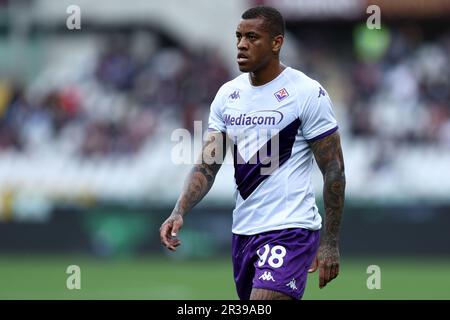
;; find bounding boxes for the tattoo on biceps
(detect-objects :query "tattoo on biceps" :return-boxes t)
[310,133,344,174]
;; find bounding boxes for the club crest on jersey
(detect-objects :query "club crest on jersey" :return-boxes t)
[274,88,289,102]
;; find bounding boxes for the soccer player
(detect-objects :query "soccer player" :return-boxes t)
[160,6,345,300]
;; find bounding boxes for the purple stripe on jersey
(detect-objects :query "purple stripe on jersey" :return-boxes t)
[233,119,301,200]
[306,126,338,143]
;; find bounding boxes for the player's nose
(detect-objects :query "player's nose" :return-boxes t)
[237,38,248,50]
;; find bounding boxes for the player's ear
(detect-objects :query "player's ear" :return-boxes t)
[272,35,283,55]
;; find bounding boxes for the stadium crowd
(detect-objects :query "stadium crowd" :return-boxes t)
[290,24,450,146]
[0,33,230,158]
[0,25,449,158]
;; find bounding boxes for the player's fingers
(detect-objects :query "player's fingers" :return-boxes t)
[329,264,336,280]
[166,237,181,247]
[308,257,318,273]
[171,219,182,237]
[160,221,173,248]
[330,264,339,280]
[168,237,181,245]
[173,239,181,247]
[166,234,182,249]
[165,237,180,251]
[168,243,180,251]
[323,262,332,286]
[319,261,326,288]
[159,222,169,243]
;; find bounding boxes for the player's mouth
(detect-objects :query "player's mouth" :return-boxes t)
[237,53,249,64]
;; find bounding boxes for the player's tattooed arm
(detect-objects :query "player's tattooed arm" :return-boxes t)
[160,131,227,251]
[309,131,346,288]
[173,131,227,216]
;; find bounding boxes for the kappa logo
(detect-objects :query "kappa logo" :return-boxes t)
[274,88,289,102]
[258,271,275,282]
[318,87,326,98]
[286,278,298,291]
[229,90,240,100]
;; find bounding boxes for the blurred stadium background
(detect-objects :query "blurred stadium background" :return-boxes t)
[0,0,449,299]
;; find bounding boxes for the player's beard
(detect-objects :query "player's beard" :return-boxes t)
[238,56,270,74]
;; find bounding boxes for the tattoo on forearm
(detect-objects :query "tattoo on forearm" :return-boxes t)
[310,132,346,246]
[174,133,226,216]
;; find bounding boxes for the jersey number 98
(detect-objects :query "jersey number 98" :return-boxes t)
[257,244,286,268]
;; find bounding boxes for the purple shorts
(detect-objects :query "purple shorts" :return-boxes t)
[232,228,320,300]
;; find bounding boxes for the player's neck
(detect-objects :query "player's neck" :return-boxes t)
[249,61,285,87]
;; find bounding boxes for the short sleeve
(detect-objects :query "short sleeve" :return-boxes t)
[300,85,338,142]
[208,85,226,133]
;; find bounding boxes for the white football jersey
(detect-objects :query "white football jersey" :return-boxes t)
[208,67,338,235]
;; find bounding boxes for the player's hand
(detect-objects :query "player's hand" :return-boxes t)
[159,213,183,251]
[307,244,340,289]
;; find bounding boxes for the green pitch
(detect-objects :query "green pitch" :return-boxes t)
[0,255,449,299]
